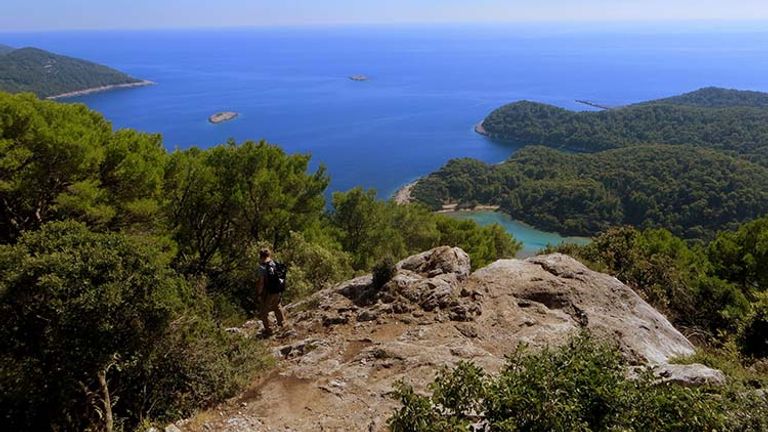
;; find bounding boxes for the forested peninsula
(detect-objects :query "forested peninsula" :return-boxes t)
[479,87,768,167]
[414,88,768,238]
[0,46,149,98]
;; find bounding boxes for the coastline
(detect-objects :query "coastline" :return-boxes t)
[392,179,501,212]
[47,80,155,100]
[436,203,500,213]
[392,181,417,204]
[474,121,489,136]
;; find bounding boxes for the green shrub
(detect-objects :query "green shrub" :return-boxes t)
[741,293,768,358]
[128,317,272,423]
[279,231,353,303]
[372,255,397,289]
[389,333,767,432]
[0,222,269,431]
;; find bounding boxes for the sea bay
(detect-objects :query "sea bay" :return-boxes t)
[3,24,768,251]
[446,211,591,257]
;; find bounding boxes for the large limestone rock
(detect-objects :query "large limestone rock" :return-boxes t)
[181,248,715,432]
[468,254,695,364]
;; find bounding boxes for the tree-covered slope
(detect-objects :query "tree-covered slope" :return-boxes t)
[645,86,768,108]
[0,47,143,98]
[0,92,522,431]
[480,88,768,166]
[412,145,768,239]
[0,44,14,55]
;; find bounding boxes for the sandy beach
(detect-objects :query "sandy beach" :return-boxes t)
[392,181,417,204]
[47,80,154,100]
[474,121,489,136]
[436,203,500,213]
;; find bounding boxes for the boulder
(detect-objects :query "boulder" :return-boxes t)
[397,246,470,279]
[652,363,727,387]
[468,254,695,364]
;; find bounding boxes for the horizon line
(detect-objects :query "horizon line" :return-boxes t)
[3,18,768,34]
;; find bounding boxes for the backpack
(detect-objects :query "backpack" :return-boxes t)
[263,261,287,294]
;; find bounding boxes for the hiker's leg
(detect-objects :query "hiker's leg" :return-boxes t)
[274,302,285,327]
[259,301,272,334]
[269,294,285,327]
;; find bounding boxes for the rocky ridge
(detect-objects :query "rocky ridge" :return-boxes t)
[180,247,722,431]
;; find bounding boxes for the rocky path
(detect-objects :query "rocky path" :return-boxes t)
[178,247,722,432]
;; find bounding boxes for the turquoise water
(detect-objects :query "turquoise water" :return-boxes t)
[448,211,591,257]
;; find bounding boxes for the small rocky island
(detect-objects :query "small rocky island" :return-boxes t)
[349,74,369,81]
[209,111,238,124]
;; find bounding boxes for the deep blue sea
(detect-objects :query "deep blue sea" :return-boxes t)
[3,24,768,250]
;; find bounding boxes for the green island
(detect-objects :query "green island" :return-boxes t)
[1,89,767,431]
[478,87,768,166]
[0,45,151,98]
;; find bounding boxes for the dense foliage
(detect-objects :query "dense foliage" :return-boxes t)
[0,222,270,431]
[547,218,768,359]
[413,145,768,238]
[389,333,768,432]
[0,92,521,430]
[330,187,520,271]
[647,87,768,108]
[481,88,768,167]
[0,48,141,98]
[0,93,167,241]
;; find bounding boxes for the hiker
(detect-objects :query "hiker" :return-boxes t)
[256,247,286,336]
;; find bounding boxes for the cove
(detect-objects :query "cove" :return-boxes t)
[446,211,591,257]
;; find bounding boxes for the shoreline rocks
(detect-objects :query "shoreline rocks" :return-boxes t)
[474,121,489,136]
[392,181,417,204]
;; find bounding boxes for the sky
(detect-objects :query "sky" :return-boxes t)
[2,0,768,31]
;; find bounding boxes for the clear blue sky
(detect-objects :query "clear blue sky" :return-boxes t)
[3,0,768,31]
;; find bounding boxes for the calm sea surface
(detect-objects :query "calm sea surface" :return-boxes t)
[3,24,768,251]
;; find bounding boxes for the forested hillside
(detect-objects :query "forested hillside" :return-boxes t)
[0,47,144,98]
[480,87,768,166]
[412,145,768,238]
[0,92,521,431]
[646,86,768,108]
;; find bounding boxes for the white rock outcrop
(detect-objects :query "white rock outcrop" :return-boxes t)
[181,247,720,432]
